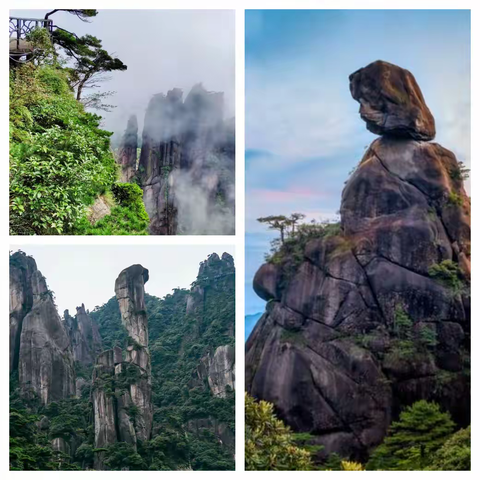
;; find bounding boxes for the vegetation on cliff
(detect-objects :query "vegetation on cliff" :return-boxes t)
[10,253,235,470]
[9,11,147,235]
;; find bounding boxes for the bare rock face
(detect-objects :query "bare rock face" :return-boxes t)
[138,85,235,235]
[246,62,470,462]
[195,345,235,398]
[208,345,235,397]
[64,304,103,367]
[117,115,138,182]
[350,60,436,141]
[93,264,153,469]
[9,252,76,404]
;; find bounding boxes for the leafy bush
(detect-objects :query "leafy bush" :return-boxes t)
[10,63,117,234]
[76,183,149,235]
[428,260,465,294]
[245,393,313,470]
[427,426,470,471]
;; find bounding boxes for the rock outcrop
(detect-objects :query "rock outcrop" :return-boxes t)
[349,60,436,140]
[9,251,75,404]
[246,61,470,462]
[195,345,235,398]
[93,264,152,469]
[116,115,138,182]
[64,304,103,367]
[137,84,235,235]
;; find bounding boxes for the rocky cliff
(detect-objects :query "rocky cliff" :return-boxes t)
[9,251,76,404]
[245,60,470,462]
[64,304,103,367]
[93,264,152,469]
[116,114,138,182]
[137,84,235,235]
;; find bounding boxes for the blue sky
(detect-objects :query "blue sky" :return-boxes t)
[245,9,471,315]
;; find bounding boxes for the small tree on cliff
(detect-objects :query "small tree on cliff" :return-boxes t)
[257,215,289,244]
[43,9,127,102]
[367,400,456,471]
[245,393,313,470]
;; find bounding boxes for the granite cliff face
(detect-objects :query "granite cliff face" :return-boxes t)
[246,60,470,461]
[93,264,152,469]
[9,252,75,404]
[137,85,235,235]
[116,115,138,182]
[64,304,103,367]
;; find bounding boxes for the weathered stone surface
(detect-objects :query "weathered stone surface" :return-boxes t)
[194,345,235,398]
[115,264,149,346]
[138,85,234,235]
[253,263,281,301]
[208,345,235,398]
[117,114,138,182]
[64,304,103,367]
[87,195,112,224]
[350,60,435,140]
[246,62,470,462]
[93,264,153,468]
[9,252,75,404]
[115,264,152,443]
[9,252,37,372]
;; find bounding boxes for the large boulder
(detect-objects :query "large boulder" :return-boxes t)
[349,60,435,140]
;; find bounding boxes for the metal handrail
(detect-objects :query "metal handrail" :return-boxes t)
[9,17,53,52]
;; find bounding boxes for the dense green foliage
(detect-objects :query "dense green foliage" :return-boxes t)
[10,254,235,470]
[367,401,456,470]
[90,255,235,470]
[9,62,148,235]
[245,393,313,470]
[10,63,116,234]
[77,183,149,235]
[427,426,471,471]
[10,371,91,470]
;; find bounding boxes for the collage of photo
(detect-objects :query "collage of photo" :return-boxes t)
[7,3,472,474]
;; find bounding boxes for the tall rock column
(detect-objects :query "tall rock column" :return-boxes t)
[117,115,138,182]
[115,264,153,442]
[9,251,75,404]
[246,60,470,462]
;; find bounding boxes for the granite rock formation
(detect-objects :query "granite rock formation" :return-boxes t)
[246,61,470,462]
[116,115,138,182]
[137,84,235,235]
[64,304,103,367]
[93,264,152,469]
[349,60,436,141]
[195,345,235,398]
[9,251,75,404]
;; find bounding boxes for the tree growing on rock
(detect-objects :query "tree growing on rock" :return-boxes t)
[245,393,313,470]
[367,401,456,471]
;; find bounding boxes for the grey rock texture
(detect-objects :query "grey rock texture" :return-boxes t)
[9,252,75,404]
[350,60,436,140]
[116,114,138,182]
[64,304,103,367]
[246,62,470,462]
[138,85,235,235]
[195,345,235,398]
[93,264,153,469]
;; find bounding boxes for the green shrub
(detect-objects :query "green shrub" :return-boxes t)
[10,63,117,234]
[428,260,465,294]
[76,183,149,235]
[427,426,470,471]
[367,400,456,471]
[245,393,313,470]
[447,191,463,207]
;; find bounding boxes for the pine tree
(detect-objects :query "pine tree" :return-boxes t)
[367,400,456,471]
